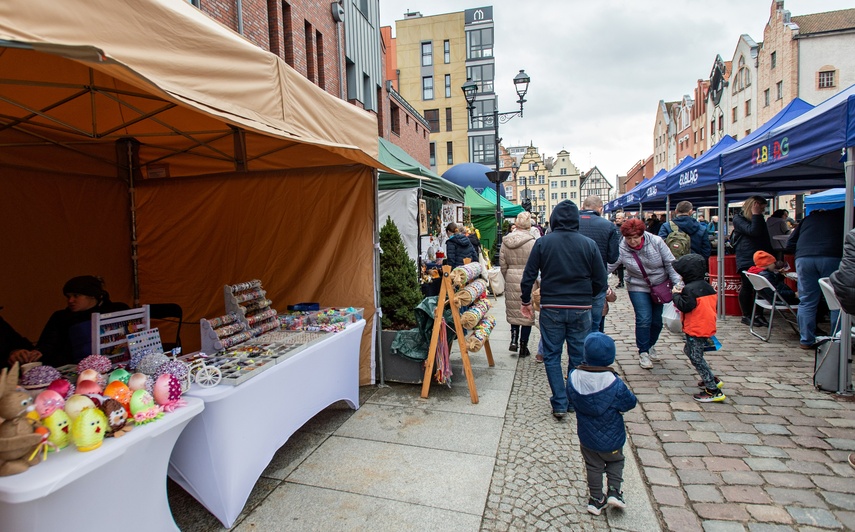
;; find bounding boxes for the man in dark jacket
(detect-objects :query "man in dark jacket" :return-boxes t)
[579,195,619,333]
[658,201,711,259]
[521,200,607,419]
[444,222,478,269]
[785,207,844,348]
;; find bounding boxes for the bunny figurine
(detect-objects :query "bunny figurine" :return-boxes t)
[0,363,44,476]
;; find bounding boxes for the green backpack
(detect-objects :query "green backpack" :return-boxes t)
[665,221,691,258]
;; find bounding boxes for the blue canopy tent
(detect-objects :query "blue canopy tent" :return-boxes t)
[638,157,694,213]
[665,136,737,206]
[713,86,855,392]
[804,188,855,214]
[615,169,666,213]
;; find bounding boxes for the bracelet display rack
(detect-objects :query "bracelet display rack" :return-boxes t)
[91,305,151,364]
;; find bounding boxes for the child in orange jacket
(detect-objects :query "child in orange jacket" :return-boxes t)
[672,254,725,403]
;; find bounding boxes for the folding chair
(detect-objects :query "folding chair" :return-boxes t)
[744,272,799,342]
[818,277,842,337]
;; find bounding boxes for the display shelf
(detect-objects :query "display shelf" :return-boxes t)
[91,306,150,363]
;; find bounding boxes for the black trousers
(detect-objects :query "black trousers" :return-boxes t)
[738,269,764,319]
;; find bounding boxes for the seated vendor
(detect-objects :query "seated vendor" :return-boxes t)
[1,311,40,367]
[747,251,799,305]
[35,275,130,367]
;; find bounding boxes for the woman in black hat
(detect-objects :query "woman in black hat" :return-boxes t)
[34,275,129,367]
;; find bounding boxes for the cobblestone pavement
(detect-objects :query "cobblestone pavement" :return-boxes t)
[606,285,855,532]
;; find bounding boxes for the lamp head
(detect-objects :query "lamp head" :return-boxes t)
[486,170,511,184]
[513,69,530,103]
[461,78,478,114]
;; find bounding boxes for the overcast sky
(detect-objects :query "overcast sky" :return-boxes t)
[379,0,853,185]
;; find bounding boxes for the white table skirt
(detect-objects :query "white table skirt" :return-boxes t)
[0,397,204,532]
[168,320,365,527]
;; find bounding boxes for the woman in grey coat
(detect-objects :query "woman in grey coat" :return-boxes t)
[500,211,536,357]
[609,218,683,369]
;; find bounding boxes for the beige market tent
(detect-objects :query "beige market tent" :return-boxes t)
[0,0,394,384]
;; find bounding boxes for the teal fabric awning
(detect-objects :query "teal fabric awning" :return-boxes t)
[377,138,465,202]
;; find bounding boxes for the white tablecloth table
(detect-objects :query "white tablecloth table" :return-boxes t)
[168,320,365,527]
[0,397,204,532]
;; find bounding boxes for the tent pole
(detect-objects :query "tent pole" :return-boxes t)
[127,141,140,306]
[839,147,854,394]
[374,168,386,387]
[665,196,670,223]
[717,182,726,320]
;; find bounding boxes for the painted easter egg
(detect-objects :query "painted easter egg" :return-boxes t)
[64,394,96,421]
[35,390,65,418]
[153,374,182,406]
[127,373,149,392]
[76,379,102,396]
[107,368,131,385]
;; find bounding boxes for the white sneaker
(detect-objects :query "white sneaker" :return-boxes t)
[639,352,653,369]
[648,346,659,361]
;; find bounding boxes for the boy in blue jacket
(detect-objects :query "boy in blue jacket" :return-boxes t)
[568,333,638,516]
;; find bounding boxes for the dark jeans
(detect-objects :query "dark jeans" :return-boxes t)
[627,291,664,353]
[539,307,591,414]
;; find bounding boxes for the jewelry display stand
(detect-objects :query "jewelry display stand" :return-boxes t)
[91,305,150,363]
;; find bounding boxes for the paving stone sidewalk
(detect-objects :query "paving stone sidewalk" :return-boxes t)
[606,286,855,532]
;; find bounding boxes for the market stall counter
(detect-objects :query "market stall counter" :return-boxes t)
[167,319,366,527]
[0,397,204,532]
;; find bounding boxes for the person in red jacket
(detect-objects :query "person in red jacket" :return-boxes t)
[671,254,725,403]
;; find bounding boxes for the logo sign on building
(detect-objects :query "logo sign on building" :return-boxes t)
[465,6,493,24]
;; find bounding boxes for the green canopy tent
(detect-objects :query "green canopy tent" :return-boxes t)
[480,186,524,218]
[377,138,465,262]
[464,186,501,254]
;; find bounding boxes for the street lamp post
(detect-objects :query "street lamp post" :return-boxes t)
[463,69,530,263]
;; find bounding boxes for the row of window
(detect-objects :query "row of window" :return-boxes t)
[421,40,451,66]
[428,141,455,167]
[550,192,577,200]
[423,108,453,133]
[422,64,494,101]
[420,28,494,69]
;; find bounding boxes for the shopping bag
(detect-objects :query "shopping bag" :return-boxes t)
[662,302,682,333]
[703,336,722,352]
[487,267,504,296]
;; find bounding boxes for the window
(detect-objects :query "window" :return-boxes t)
[316,30,325,89]
[819,70,835,89]
[424,109,439,133]
[444,74,451,98]
[446,141,453,165]
[560,192,568,199]
[466,64,494,93]
[468,99,495,130]
[539,175,545,185]
[422,76,434,100]
[429,142,436,167]
[770,51,777,69]
[282,2,294,66]
[445,108,452,131]
[421,42,432,67]
[528,176,535,185]
[732,106,738,121]
[443,40,450,63]
[390,104,400,135]
[466,28,493,59]
[764,89,770,107]
[560,168,567,175]
[518,176,525,186]
[570,180,576,187]
[776,81,783,100]
[469,135,496,164]
[305,21,315,82]
[745,99,751,116]
[560,180,567,187]
[551,181,558,188]
[570,192,577,199]
[718,115,723,130]
[551,192,558,200]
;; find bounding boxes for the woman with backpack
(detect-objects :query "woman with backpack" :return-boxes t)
[731,196,774,327]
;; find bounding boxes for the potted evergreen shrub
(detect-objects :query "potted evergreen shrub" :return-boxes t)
[378,216,424,382]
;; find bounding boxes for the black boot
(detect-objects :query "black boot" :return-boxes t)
[519,342,531,358]
[509,327,519,352]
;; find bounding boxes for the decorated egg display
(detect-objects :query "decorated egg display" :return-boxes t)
[154,360,188,383]
[127,372,149,392]
[77,354,112,374]
[47,378,74,399]
[64,394,96,421]
[43,409,71,450]
[99,398,132,437]
[103,381,132,414]
[71,407,108,452]
[35,390,65,418]
[21,365,61,389]
[153,374,184,412]
[76,379,102,396]
[107,368,131,385]
[129,389,162,425]
[137,353,169,376]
